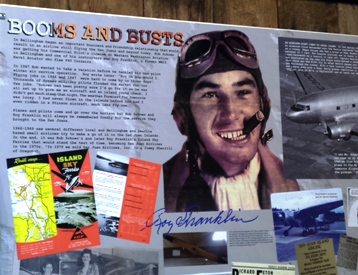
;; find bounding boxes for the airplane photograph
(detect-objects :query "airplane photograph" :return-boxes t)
[285,72,358,141]
[271,188,346,262]
[97,214,120,237]
[278,200,343,237]
[94,151,129,176]
[279,39,358,179]
[51,169,93,193]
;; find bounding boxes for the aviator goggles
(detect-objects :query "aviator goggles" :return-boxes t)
[178,30,259,79]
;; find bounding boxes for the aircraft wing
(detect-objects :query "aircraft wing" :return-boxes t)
[339,120,358,137]
[70,176,93,190]
[295,200,343,221]
[51,169,67,181]
[79,182,93,189]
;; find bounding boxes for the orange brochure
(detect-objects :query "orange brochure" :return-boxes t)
[93,152,161,243]
[7,149,100,260]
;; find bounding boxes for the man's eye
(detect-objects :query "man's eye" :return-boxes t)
[202,92,217,98]
[237,89,252,96]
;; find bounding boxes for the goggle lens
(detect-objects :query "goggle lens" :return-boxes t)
[183,38,211,65]
[179,30,258,78]
[226,35,250,52]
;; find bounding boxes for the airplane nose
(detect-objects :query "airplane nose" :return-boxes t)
[286,106,299,122]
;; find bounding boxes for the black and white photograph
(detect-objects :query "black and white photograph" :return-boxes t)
[271,188,345,262]
[94,151,129,176]
[93,151,129,237]
[20,247,159,275]
[280,37,358,179]
[163,231,228,267]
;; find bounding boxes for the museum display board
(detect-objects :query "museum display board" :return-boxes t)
[0,4,357,274]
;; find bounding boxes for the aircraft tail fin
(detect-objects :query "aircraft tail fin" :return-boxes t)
[51,169,66,180]
[60,186,73,193]
[294,71,333,94]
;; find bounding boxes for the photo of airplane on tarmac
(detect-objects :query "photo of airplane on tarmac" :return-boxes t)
[279,38,358,180]
[271,188,346,262]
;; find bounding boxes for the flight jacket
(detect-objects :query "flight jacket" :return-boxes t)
[163,142,299,212]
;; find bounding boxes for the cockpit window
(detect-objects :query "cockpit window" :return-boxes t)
[291,104,310,112]
[291,104,304,111]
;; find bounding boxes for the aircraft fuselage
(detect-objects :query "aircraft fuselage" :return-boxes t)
[286,87,358,124]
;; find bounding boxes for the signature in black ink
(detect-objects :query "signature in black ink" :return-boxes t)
[141,205,259,236]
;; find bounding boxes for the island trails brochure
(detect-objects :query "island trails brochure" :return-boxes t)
[7,149,100,260]
[93,151,161,243]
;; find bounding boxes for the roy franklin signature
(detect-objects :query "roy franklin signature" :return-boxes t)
[140,205,259,236]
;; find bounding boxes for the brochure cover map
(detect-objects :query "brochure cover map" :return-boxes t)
[7,149,100,259]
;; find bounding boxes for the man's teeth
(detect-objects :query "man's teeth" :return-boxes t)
[218,130,246,140]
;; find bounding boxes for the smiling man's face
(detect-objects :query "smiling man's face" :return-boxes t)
[190,70,262,176]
